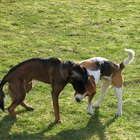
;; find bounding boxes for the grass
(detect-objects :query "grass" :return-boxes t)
[0,0,140,140]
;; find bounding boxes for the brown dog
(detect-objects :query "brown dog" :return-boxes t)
[0,57,89,123]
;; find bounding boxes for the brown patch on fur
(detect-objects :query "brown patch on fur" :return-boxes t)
[85,76,96,106]
[112,69,123,88]
[85,76,96,96]
[80,60,99,70]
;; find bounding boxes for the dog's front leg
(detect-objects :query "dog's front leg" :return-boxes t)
[51,86,64,124]
[51,93,61,123]
[87,94,94,115]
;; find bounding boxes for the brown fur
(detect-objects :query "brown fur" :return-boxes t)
[80,60,99,70]
[85,76,96,96]
[112,69,123,88]
[85,76,96,105]
[0,58,88,123]
[80,59,123,88]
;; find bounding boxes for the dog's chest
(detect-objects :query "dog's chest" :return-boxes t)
[87,69,100,85]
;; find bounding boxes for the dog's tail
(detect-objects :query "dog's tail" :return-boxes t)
[0,75,8,111]
[120,49,135,70]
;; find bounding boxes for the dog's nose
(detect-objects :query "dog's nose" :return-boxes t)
[75,98,81,102]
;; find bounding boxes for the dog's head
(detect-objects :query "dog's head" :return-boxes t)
[61,61,88,84]
[73,76,96,102]
[61,61,96,102]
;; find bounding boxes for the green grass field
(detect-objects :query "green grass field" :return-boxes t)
[0,0,140,140]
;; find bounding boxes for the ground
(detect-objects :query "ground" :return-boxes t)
[0,0,140,140]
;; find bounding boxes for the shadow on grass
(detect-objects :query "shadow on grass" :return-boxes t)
[0,109,118,140]
[0,115,17,139]
[42,109,118,140]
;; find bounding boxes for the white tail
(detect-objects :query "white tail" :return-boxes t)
[123,49,135,67]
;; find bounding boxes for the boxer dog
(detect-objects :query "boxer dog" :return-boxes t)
[0,57,92,123]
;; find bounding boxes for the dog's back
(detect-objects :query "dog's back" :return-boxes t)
[5,58,62,83]
[0,57,62,111]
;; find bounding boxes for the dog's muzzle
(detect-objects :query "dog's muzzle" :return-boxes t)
[74,92,87,102]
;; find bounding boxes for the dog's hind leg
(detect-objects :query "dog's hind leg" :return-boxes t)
[9,84,33,111]
[93,80,110,108]
[8,81,26,118]
[8,100,20,118]
[20,102,34,111]
[112,71,123,116]
[25,80,32,93]
[20,81,34,111]
[114,87,123,116]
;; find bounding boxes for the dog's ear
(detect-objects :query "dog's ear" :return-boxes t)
[60,61,88,83]
[85,76,96,95]
[69,64,88,83]
[60,61,74,80]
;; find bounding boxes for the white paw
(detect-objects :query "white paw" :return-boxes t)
[116,111,122,116]
[87,106,94,115]
[93,103,99,108]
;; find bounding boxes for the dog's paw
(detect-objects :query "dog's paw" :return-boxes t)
[26,106,34,111]
[87,106,94,115]
[88,110,94,115]
[116,111,122,116]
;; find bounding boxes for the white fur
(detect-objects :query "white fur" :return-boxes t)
[90,57,108,62]
[93,79,111,108]
[114,87,123,116]
[123,49,135,66]
[87,69,100,84]
[87,103,93,115]
[74,92,87,102]
[93,85,123,116]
